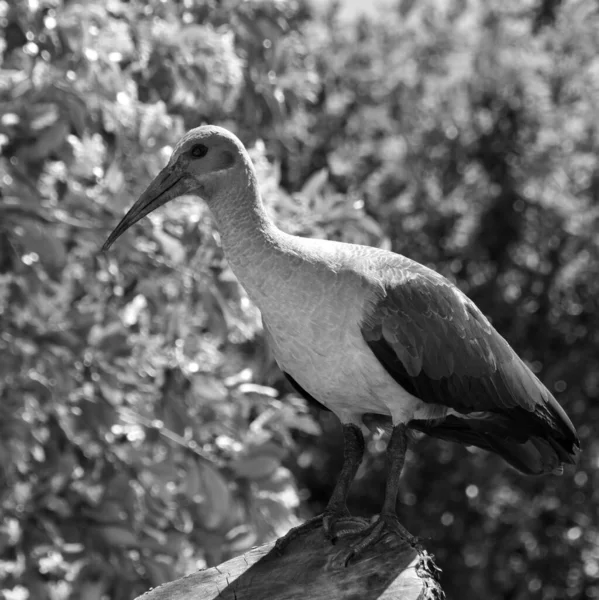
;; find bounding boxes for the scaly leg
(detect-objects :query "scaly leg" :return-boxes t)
[343,424,419,565]
[275,423,367,553]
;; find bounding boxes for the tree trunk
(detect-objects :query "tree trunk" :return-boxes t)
[135,519,444,600]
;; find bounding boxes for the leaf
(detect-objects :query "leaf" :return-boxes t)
[12,219,66,275]
[77,397,117,432]
[122,294,147,327]
[225,524,258,552]
[30,104,60,130]
[103,472,136,507]
[196,463,232,530]
[21,119,70,161]
[231,442,287,480]
[98,525,138,548]
[93,501,126,524]
[398,0,418,17]
[252,495,299,539]
[237,382,278,398]
[162,531,188,554]
[62,91,87,138]
[183,459,203,500]
[192,375,228,404]
[143,558,174,587]
[141,525,167,545]
[289,414,321,436]
[104,161,125,194]
[89,322,130,355]
[37,329,83,351]
[299,168,328,202]
[231,454,281,480]
[45,495,71,517]
[152,226,186,264]
[257,467,300,506]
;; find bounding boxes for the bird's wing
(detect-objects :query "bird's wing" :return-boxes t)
[360,259,575,432]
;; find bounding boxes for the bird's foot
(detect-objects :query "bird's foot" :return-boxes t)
[274,506,368,554]
[340,512,420,566]
[326,513,369,542]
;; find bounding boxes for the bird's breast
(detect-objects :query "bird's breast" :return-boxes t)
[251,267,399,420]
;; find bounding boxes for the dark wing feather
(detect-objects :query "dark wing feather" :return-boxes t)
[361,258,580,474]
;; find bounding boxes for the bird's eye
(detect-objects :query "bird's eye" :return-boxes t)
[190,144,208,158]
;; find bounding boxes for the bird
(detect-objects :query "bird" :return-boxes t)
[102,125,580,563]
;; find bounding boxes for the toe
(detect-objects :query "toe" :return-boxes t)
[340,513,418,565]
[323,512,367,542]
[333,518,369,539]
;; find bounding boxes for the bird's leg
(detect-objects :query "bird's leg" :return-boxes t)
[275,423,366,553]
[343,424,419,565]
[322,423,368,538]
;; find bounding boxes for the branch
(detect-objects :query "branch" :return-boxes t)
[135,520,444,600]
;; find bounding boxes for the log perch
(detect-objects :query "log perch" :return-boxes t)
[135,519,445,600]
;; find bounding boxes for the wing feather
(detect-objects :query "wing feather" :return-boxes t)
[360,259,579,455]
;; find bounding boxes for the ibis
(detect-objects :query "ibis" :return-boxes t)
[103,126,580,561]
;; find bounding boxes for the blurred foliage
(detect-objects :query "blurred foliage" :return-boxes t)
[0,0,598,599]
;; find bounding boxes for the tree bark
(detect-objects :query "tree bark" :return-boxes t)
[135,519,444,600]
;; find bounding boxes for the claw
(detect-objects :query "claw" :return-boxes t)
[329,518,369,542]
[324,512,369,543]
[275,508,368,554]
[341,513,419,566]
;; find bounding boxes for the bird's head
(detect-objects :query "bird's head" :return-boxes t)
[102,125,247,251]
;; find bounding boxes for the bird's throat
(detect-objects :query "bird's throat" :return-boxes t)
[208,173,285,300]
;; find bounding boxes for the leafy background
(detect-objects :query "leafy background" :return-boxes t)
[1,0,598,599]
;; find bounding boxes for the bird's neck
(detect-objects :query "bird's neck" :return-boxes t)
[207,168,288,298]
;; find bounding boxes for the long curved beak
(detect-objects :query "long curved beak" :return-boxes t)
[102,163,187,251]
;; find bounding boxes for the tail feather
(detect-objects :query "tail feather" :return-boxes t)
[363,399,579,475]
[409,408,579,475]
